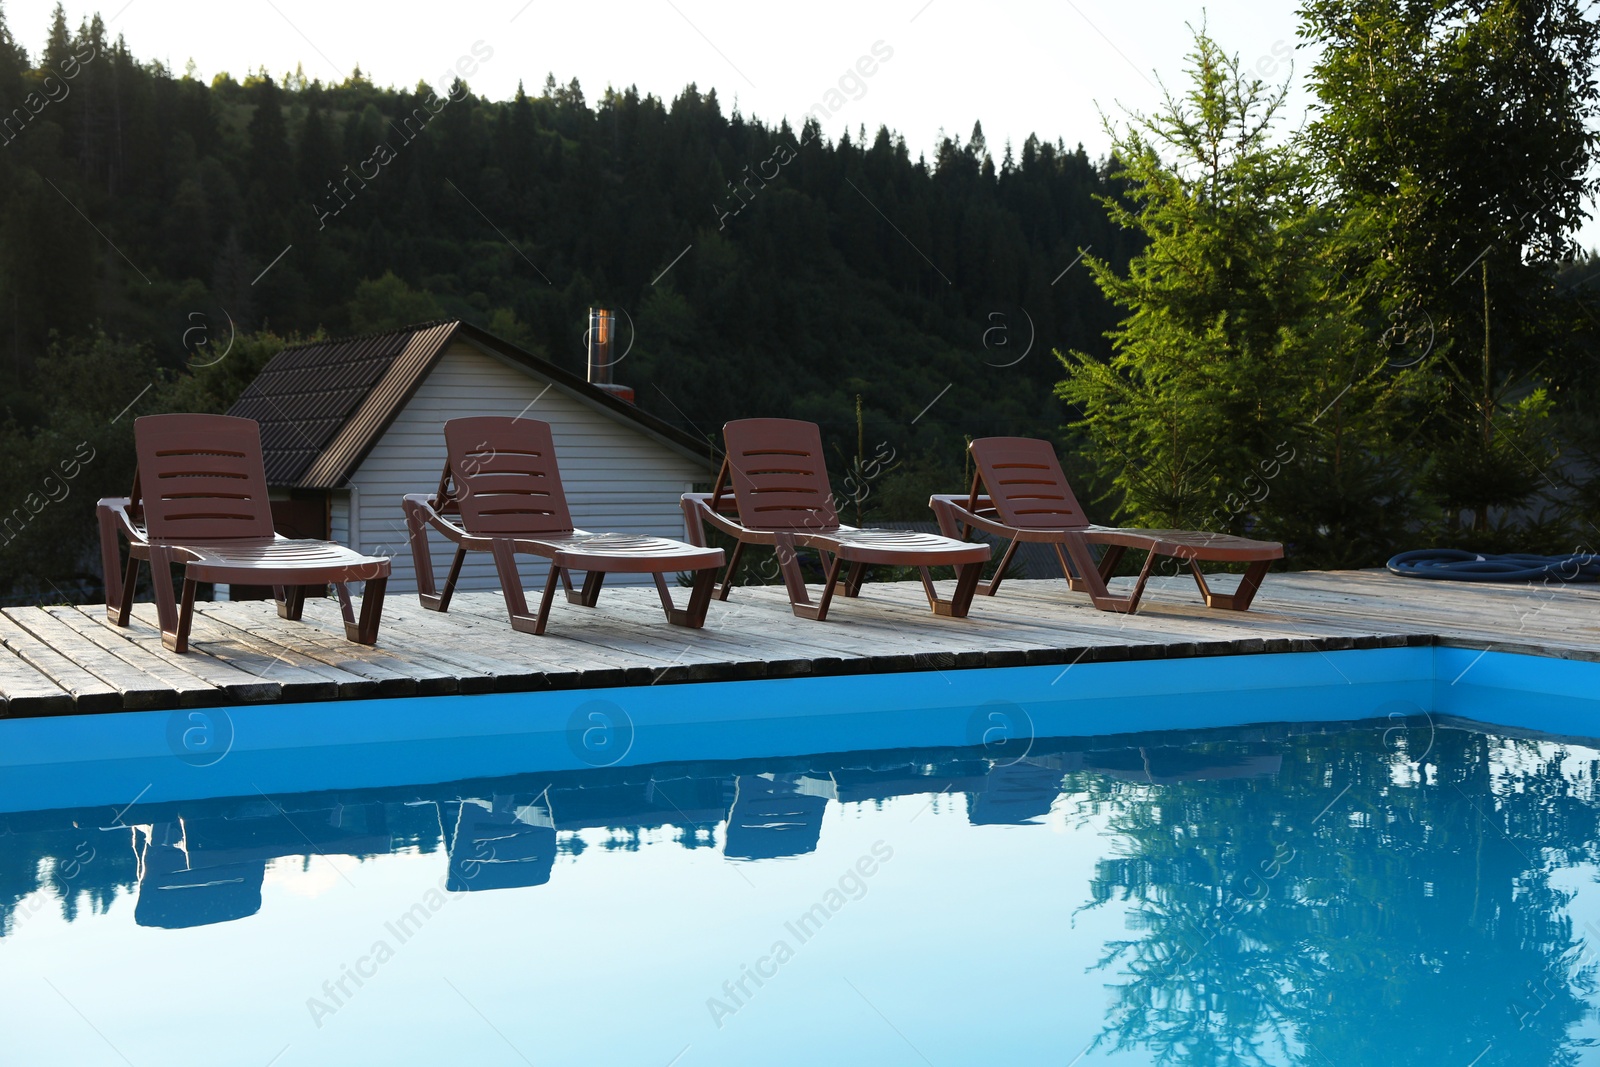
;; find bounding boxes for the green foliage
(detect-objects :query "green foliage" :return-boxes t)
[0,327,287,604]
[0,331,152,600]
[162,329,292,414]
[349,271,444,333]
[1056,31,1422,565]
[1299,0,1600,535]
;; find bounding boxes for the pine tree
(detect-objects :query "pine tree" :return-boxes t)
[1056,30,1419,563]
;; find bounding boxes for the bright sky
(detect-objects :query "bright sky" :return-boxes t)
[7,0,1598,250]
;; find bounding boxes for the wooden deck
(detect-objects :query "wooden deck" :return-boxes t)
[0,570,1596,716]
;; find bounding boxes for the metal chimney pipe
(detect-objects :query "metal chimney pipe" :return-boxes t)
[587,307,614,386]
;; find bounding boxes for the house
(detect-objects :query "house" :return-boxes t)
[226,320,716,594]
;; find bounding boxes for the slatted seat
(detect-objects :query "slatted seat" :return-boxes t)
[403,416,724,634]
[681,418,991,620]
[930,436,1284,613]
[97,414,390,653]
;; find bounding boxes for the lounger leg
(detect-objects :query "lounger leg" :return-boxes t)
[116,554,138,628]
[149,547,185,651]
[1197,559,1271,611]
[823,553,850,593]
[492,539,549,635]
[530,564,561,634]
[407,501,451,612]
[1122,551,1159,614]
[348,577,387,644]
[277,585,307,621]
[717,541,745,602]
[843,561,867,597]
[174,577,198,654]
[569,570,605,607]
[1090,545,1126,590]
[334,583,355,626]
[918,566,939,612]
[664,566,717,628]
[978,538,1019,597]
[428,548,465,612]
[774,533,822,620]
[948,560,983,617]
[652,572,675,615]
[922,561,982,618]
[98,505,126,623]
[1063,536,1136,613]
[810,554,843,621]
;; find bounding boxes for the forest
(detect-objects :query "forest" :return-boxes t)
[0,1,1598,602]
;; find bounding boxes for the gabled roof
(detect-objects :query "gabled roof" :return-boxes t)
[228,320,717,489]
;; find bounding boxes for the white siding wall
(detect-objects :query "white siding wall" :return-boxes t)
[330,489,350,547]
[345,341,707,594]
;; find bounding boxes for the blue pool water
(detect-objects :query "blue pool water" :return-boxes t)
[3,647,1600,1065]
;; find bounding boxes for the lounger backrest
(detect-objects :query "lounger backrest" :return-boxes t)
[133,414,276,543]
[443,416,575,536]
[970,437,1092,529]
[719,418,840,531]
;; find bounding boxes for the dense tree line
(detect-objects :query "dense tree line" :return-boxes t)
[0,3,1141,600]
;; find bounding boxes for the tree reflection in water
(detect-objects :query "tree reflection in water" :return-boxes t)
[1075,723,1600,1067]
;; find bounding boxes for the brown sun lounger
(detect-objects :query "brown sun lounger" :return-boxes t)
[403,416,724,634]
[681,418,991,620]
[98,413,390,653]
[930,436,1283,613]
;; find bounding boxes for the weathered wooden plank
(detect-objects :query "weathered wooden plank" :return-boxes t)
[0,612,121,713]
[66,606,282,703]
[43,606,222,706]
[2,607,180,711]
[300,594,611,689]
[126,603,346,703]
[196,600,460,698]
[0,642,73,717]
[442,589,806,678]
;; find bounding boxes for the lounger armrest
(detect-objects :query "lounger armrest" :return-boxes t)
[97,497,145,547]
[403,493,472,543]
[98,497,145,620]
[929,494,1012,541]
[681,492,754,546]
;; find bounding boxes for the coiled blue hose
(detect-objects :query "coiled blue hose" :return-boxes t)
[1386,548,1600,582]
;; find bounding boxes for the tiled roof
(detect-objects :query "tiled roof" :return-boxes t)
[229,324,427,486]
[227,320,715,489]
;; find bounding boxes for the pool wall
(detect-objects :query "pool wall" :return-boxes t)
[0,646,1591,814]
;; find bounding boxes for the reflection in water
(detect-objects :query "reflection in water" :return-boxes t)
[441,794,557,892]
[1076,730,1600,1066]
[724,774,836,860]
[133,822,264,930]
[5,719,1600,1065]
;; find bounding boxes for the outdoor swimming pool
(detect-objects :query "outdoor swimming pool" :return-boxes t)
[3,647,1599,1065]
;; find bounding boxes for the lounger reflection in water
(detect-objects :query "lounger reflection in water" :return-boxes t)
[441,794,557,892]
[966,760,1070,826]
[133,823,266,930]
[723,774,837,860]
[132,805,392,929]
